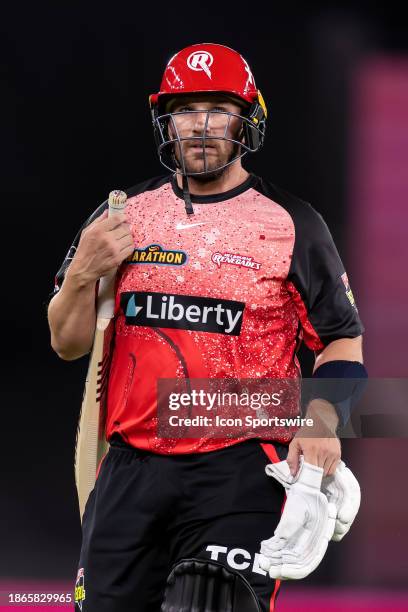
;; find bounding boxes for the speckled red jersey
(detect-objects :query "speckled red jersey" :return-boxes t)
[52,174,364,453]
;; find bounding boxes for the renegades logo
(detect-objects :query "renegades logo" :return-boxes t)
[120,291,245,336]
[126,244,187,266]
[212,251,261,271]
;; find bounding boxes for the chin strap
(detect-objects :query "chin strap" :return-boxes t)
[182,174,194,216]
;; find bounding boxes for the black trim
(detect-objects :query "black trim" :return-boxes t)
[170,173,259,204]
[126,174,171,198]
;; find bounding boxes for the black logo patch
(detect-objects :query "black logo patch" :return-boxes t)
[120,292,245,336]
[126,244,187,266]
[341,272,357,310]
[75,568,86,610]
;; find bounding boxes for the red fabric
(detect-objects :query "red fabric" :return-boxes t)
[270,579,281,612]
[260,441,286,610]
[285,280,324,351]
[260,442,281,464]
[95,453,107,480]
[106,184,302,453]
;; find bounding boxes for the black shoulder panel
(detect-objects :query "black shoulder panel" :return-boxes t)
[253,178,364,348]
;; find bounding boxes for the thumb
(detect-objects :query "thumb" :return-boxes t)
[287,440,301,477]
[90,209,108,225]
[96,209,109,221]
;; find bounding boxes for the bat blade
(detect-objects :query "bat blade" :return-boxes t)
[74,189,127,520]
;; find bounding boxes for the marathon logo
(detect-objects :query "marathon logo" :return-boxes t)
[120,291,245,335]
[126,244,187,266]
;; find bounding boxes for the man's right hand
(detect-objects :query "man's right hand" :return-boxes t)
[67,211,134,286]
[48,211,134,359]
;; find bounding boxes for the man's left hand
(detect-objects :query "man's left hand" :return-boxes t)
[287,399,341,477]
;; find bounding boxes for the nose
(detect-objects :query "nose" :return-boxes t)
[192,110,210,135]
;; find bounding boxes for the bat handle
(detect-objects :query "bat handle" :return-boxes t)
[97,190,128,318]
[108,189,128,218]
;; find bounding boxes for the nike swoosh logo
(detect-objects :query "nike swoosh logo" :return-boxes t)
[176,222,207,230]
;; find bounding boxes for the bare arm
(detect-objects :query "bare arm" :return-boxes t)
[287,335,364,476]
[48,270,97,360]
[48,210,134,360]
[313,335,363,371]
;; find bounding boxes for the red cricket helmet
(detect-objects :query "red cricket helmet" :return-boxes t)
[149,43,267,196]
[150,43,262,109]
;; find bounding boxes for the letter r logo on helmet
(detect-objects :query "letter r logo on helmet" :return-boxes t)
[187,51,214,79]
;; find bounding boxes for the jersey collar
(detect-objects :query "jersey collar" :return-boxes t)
[170,173,258,204]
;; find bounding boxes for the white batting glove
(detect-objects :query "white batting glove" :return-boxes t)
[321,461,361,541]
[259,461,336,580]
[264,457,361,542]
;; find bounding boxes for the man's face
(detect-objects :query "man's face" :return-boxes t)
[166,94,245,180]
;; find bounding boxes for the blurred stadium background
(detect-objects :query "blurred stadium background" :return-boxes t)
[1,2,407,610]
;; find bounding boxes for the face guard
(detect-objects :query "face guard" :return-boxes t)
[152,104,266,177]
[150,43,267,213]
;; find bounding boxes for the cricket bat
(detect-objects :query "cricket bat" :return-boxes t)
[74,189,128,520]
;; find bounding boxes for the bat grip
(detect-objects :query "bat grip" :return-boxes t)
[97,192,128,318]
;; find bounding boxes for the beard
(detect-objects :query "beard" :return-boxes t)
[173,140,241,183]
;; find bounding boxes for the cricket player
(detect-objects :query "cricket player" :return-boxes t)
[48,43,366,611]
